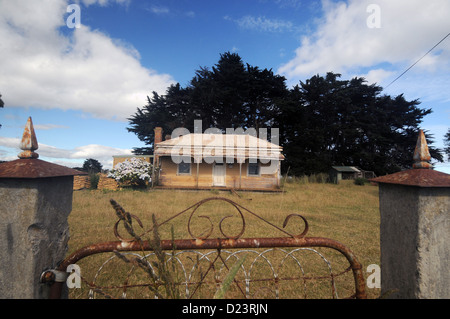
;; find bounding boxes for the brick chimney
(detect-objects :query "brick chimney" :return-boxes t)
[152,127,163,186]
[154,127,163,145]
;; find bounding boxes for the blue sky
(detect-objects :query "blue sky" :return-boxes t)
[0,0,449,173]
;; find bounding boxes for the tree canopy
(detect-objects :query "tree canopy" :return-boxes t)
[444,128,450,160]
[82,158,103,174]
[279,72,443,175]
[127,52,443,176]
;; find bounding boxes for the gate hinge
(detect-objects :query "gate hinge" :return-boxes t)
[40,269,68,284]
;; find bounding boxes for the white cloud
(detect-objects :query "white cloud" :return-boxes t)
[0,137,20,150]
[0,0,175,121]
[148,5,170,15]
[79,0,131,8]
[274,0,304,10]
[227,15,295,33]
[278,0,450,93]
[0,136,132,169]
[185,11,196,18]
[34,124,70,130]
[360,69,395,86]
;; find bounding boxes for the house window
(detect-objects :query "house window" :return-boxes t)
[177,162,191,175]
[248,162,260,176]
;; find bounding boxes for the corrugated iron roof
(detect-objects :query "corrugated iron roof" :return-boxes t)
[157,133,282,149]
[155,133,284,160]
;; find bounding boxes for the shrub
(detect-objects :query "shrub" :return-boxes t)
[89,173,100,189]
[354,177,367,186]
[108,157,153,188]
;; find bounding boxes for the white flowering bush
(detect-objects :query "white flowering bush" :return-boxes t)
[108,157,152,188]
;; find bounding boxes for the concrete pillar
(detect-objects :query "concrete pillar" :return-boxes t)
[0,117,85,298]
[372,130,450,298]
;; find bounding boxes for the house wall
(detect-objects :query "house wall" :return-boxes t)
[240,161,280,190]
[158,157,280,190]
[159,157,212,188]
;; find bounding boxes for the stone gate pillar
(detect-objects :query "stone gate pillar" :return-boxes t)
[0,117,85,298]
[371,130,450,298]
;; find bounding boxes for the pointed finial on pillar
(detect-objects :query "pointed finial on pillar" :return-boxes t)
[18,117,39,159]
[412,129,431,169]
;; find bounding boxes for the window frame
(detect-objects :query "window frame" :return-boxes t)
[177,161,191,175]
[247,161,260,176]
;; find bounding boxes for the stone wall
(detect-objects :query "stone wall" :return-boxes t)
[73,175,90,190]
[97,174,119,190]
[73,174,121,191]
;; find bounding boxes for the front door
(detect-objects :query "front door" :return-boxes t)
[212,163,226,186]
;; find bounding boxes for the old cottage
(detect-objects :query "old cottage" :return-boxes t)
[153,128,284,191]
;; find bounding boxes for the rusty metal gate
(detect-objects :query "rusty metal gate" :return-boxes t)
[41,197,367,299]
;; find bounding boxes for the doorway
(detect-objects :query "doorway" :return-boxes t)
[212,163,226,186]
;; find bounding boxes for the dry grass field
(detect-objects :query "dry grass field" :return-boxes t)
[67,180,381,299]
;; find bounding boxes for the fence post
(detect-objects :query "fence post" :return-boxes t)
[372,130,450,298]
[0,117,85,298]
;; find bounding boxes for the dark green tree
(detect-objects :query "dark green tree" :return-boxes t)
[208,52,248,129]
[279,72,442,176]
[82,158,103,173]
[245,65,287,131]
[444,128,450,160]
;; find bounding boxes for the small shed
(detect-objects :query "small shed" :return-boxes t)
[329,166,362,184]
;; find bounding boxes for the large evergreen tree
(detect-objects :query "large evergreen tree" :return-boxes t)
[279,73,442,175]
[82,158,103,173]
[444,128,450,160]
